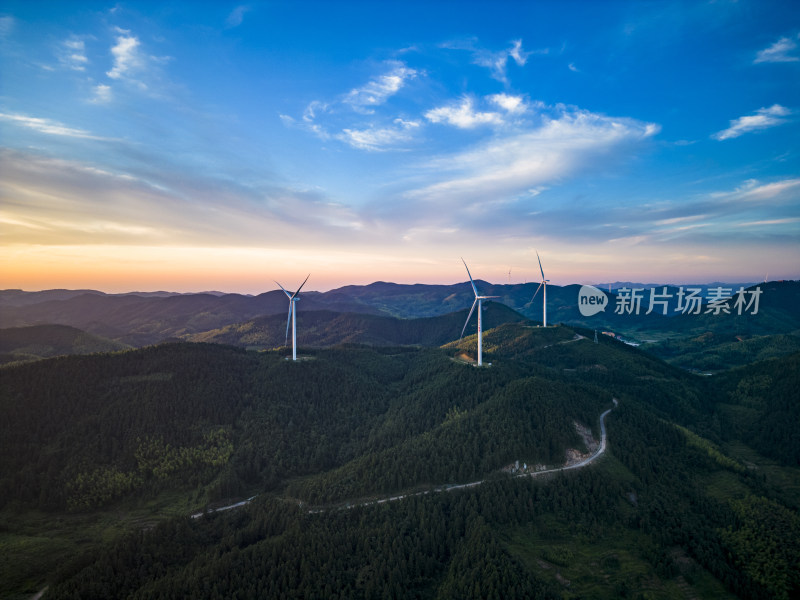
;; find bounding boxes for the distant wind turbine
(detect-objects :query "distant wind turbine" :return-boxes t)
[275,274,310,361]
[460,258,499,367]
[530,251,549,327]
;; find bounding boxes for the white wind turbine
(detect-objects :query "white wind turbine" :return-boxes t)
[275,274,310,361]
[460,258,499,367]
[530,251,549,327]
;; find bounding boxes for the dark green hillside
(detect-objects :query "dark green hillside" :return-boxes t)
[713,352,800,468]
[647,332,800,372]
[2,325,799,599]
[656,280,800,337]
[44,396,800,600]
[188,302,527,348]
[0,324,130,365]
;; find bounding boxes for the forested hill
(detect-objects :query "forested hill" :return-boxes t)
[0,323,800,599]
[188,302,528,348]
[2,324,799,598]
[0,324,130,365]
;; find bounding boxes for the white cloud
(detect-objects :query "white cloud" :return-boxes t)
[59,37,88,71]
[736,217,800,227]
[470,39,535,83]
[0,148,368,249]
[0,112,111,140]
[754,35,800,64]
[226,5,251,28]
[719,178,800,201]
[712,104,791,140]
[410,107,659,204]
[303,100,328,122]
[337,118,420,151]
[343,61,417,113]
[425,96,503,128]
[487,93,527,114]
[107,32,142,79]
[508,39,529,66]
[90,84,112,104]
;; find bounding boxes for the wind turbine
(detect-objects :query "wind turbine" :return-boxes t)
[530,251,549,327]
[459,258,499,366]
[274,274,310,361]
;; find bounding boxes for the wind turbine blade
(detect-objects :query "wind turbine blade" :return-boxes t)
[531,281,544,302]
[536,251,545,281]
[292,273,311,299]
[461,257,478,297]
[285,302,292,345]
[274,280,292,299]
[460,298,478,339]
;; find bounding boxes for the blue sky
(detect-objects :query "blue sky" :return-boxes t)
[1,1,798,292]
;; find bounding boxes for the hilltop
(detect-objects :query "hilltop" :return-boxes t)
[0,324,130,366]
[188,302,527,349]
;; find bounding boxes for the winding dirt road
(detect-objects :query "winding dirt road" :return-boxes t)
[194,399,617,518]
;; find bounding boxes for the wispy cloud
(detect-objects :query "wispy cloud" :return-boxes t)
[107,28,143,80]
[712,104,791,140]
[0,148,368,249]
[226,5,251,28]
[285,61,420,149]
[473,39,532,83]
[0,112,112,140]
[736,217,800,227]
[90,84,112,104]
[713,177,800,201]
[337,118,420,151]
[425,96,504,128]
[444,38,539,84]
[408,106,660,206]
[754,34,800,64]
[343,61,417,113]
[58,36,89,71]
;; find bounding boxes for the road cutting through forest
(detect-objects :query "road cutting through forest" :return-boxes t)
[193,399,617,518]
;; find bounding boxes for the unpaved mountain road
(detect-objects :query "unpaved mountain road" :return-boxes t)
[195,399,617,518]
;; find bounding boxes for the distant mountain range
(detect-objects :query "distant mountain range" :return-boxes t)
[1,281,797,367]
[595,281,759,293]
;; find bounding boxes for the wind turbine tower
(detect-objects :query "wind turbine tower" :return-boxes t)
[275,274,310,361]
[460,258,499,366]
[531,251,550,327]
